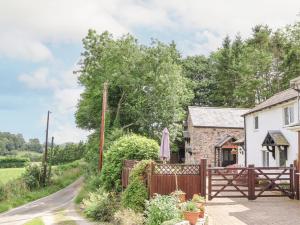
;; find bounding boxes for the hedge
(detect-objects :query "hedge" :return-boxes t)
[0,157,29,168]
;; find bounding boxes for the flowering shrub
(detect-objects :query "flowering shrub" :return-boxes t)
[114,209,145,225]
[145,194,181,225]
[83,188,119,222]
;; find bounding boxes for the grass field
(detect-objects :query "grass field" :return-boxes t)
[0,167,25,184]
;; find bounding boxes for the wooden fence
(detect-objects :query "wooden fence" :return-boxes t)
[121,160,138,188]
[122,159,207,199]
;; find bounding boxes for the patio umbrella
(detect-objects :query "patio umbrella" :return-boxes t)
[160,128,170,162]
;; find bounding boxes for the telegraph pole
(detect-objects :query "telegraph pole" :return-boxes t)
[48,136,54,179]
[98,82,108,172]
[43,110,51,186]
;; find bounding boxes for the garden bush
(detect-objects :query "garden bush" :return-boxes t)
[0,157,29,168]
[100,134,159,191]
[114,209,145,225]
[121,160,152,212]
[22,164,44,190]
[0,184,5,201]
[145,195,181,225]
[83,188,119,222]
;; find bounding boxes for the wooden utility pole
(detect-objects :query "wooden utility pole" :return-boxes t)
[43,110,51,186]
[48,136,54,179]
[98,82,108,172]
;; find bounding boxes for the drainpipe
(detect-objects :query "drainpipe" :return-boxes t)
[244,115,247,166]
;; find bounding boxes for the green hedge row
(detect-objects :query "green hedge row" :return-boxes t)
[0,157,29,168]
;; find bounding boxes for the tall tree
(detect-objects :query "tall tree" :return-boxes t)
[76,30,193,141]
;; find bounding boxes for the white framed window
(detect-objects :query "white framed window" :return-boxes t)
[283,105,294,125]
[262,151,269,167]
[254,116,259,130]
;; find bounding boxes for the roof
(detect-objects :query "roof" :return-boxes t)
[244,89,298,116]
[233,137,245,145]
[215,135,237,148]
[262,130,289,146]
[188,106,249,128]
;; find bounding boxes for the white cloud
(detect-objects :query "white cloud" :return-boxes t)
[1,0,299,59]
[18,68,59,89]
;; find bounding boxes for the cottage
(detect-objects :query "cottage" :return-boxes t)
[244,77,300,167]
[184,107,249,166]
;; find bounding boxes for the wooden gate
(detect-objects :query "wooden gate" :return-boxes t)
[208,164,299,200]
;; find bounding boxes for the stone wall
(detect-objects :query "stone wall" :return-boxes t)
[185,126,244,165]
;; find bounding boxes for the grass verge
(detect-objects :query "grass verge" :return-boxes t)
[0,161,84,213]
[24,217,45,225]
[0,167,25,184]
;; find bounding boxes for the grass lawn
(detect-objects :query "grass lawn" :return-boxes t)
[0,167,24,184]
[24,218,45,225]
[0,161,84,213]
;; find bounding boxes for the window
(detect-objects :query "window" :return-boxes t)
[262,151,269,167]
[283,106,294,125]
[254,116,259,130]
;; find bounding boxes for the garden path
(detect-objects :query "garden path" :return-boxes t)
[206,197,300,225]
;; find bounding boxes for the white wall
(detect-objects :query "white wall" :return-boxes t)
[245,100,298,167]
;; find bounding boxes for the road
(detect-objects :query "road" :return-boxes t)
[0,177,92,225]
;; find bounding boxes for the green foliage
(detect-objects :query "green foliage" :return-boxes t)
[181,201,199,212]
[114,209,145,225]
[121,180,148,212]
[161,218,183,225]
[192,194,205,203]
[0,156,29,168]
[100,134,159,191]
[0,167,25,184]
[0,163,82,213]
[22,164,44,190]
[182,22,300,108]
[121,160,152,212]
[83,188,119,222]
[50,142,85,165]
[76,30,192,144]
[145,195,181,225]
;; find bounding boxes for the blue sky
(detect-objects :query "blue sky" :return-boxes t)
[0,0,299,143]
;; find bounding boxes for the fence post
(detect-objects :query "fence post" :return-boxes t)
[289,164,294,199]
[208,164,212,200]
[200,159,207,197]
[248,164,255,200]
[147,162,154,199]
[294,160,299,200]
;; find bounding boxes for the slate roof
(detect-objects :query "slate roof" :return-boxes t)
[243,89,298,116]
[262,130,289,146]
[215,135,237,148]
[188,106,249,128]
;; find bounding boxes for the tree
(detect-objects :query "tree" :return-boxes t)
[76,30,193,141]
[25,138,42,152]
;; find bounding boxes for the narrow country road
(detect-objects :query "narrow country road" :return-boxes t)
[0,177,92,225]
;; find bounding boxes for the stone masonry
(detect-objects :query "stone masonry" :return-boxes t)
[185,115,244,165]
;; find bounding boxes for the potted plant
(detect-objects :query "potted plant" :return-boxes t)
[171,189,186,203]
[182,201,200,225]
[171,173,186,202]
[192,194,206,210]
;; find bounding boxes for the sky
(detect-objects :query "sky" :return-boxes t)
[0,0,300,144]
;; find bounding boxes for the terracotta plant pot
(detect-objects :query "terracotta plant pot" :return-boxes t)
[199,211,204,218]
[183,211,200,225]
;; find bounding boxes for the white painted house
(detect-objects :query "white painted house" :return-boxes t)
[244,79,300,167]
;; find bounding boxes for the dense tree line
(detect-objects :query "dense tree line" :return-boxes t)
[76,21,300,156]
[50,142,85,165]
[184,23,300,108]
[0,132,42,155]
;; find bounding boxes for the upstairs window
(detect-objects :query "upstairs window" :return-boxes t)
[283,106,294,125]
[254,116,259,130]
